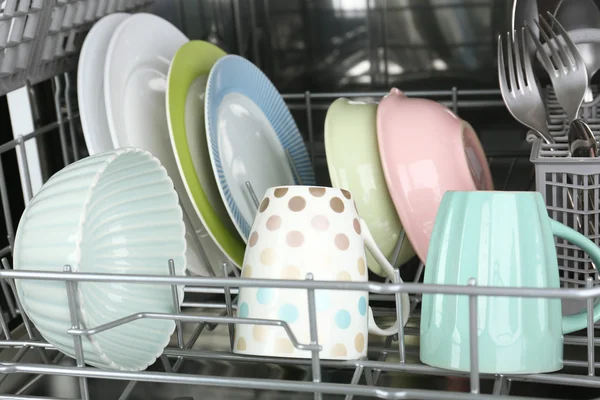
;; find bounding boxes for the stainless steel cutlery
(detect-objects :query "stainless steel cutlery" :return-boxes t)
[498,27,555,144]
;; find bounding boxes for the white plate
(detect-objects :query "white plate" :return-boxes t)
[104,13,226,276]
[77,12,130,155]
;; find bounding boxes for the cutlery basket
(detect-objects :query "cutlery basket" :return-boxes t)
[531,86,600,294]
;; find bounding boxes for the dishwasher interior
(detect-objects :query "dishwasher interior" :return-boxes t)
[1,0,600,399]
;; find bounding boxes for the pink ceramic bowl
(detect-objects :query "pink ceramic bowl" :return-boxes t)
[376,88,493,263]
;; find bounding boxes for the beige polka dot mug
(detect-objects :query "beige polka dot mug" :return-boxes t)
[233,185,410,360]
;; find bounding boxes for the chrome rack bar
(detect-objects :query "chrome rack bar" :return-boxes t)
[64,265,90,400]
[63,72,79,162]
[281,89,502,100]
[304,90,315,169]
[4,269,600,299]
[394,269,406,364]
[179,203,216,277]
[223,262,235,350]
[0,361,575,400]
[52,76,69,167]
[468,278,479,394]
[306,273,322,400]
[245,180,260,210]
[15,135,33,201]
[1,258,51,365]
[0,114,80,156]
[587,277,596,376]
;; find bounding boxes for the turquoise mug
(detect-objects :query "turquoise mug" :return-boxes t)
[420,191,600,374]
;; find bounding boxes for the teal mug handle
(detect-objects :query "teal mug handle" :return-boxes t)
[550,219,600,333]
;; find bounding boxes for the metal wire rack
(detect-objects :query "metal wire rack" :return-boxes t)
[0,82,599,400]
[0,1,597,398]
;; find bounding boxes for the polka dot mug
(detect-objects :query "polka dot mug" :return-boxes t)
[233,185,410,360]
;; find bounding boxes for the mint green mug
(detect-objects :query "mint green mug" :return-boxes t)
[420,191,600,374]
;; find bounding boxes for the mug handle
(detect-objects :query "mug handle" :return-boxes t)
[550,219,600,334]
[359,219,411,336]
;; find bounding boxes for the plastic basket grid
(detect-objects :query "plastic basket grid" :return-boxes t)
[531,86,600,289]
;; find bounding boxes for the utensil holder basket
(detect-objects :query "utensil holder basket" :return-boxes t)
[531,86,600,293]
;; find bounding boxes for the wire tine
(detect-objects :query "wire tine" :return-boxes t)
[521,26,536,88]
[526,20,555,74]
[537,15,566,70]
[506,32,518,92]
[513,29,525,91]
[546,11,584,69]
[497,34,510,95]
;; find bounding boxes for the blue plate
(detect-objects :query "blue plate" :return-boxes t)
[205,55,316,242]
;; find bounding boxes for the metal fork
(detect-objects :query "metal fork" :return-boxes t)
[498,27,555,144]
[527,11,588,123]
[527,12,598,158]
[527,12,599,251]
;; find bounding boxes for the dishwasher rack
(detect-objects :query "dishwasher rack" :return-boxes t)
[0,84,599,400]
[0,2,600,399]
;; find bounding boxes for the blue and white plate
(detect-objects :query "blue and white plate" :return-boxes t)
[205,55,315,242]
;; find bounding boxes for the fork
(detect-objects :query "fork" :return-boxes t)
[527,12,599,240]
[498,26,555,144]
[527,11,588,123]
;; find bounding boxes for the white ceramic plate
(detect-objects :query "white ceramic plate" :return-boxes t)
[77,12,130,155]
[104,13,226,276]
[205,55,316,242]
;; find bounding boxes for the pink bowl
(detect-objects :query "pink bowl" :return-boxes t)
[377,88,493,263]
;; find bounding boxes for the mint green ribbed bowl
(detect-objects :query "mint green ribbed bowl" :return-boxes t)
[13,147,186,371]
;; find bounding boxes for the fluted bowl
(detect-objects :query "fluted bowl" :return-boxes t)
[13,147,186,371]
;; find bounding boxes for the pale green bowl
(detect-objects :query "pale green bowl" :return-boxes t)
[13,147,186,371]
[325,98,415,276]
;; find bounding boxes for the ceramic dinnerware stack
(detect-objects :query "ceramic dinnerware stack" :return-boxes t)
[14,10,497,370]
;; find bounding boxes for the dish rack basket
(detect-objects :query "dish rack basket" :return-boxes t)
[0,0,152,96]
[531,87,600,294]
[0,3,599,400]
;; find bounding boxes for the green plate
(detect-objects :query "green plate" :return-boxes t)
[167,41,245,269]
[324,98,415,276]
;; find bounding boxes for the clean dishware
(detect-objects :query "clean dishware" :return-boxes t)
[104,13,219,276]
[554,0,600,102]
[533,12,599,157]
[500,18,595,236]
[13,147,186,371]
[498,27,555,144]
[528,13,599,236]
[420,190,600,374]
[233,185,410,359]
[568,118,598,157]
[77,12,130,155]
[532,13,598,157]
[376,88,493,264]
[324,98,415,276]
[166,40,245,269]
[511,0,538,58]
[205,55,316,243]
[530,12,588,124]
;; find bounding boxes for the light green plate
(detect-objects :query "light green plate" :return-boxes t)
[324,98,415,276]
[166,41,245,269]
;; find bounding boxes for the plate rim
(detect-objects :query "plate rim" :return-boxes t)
[166,40,245,269]
[77,12,130,155]
[102,13,218,276]
[375,93,493,263]
[324,97,415,275]
[204,54,316,241]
